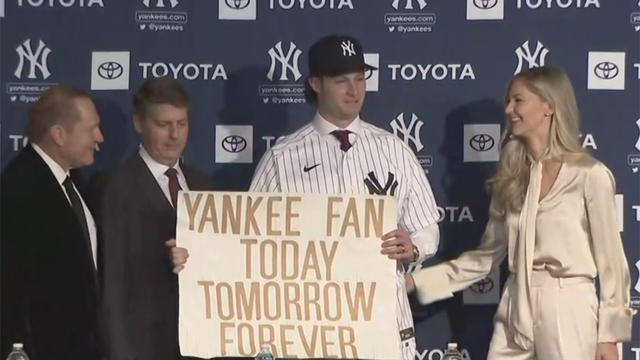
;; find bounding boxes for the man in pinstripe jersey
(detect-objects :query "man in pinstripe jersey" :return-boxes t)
[248,34,441,360]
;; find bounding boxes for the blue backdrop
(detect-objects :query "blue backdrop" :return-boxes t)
[1,1,639,359]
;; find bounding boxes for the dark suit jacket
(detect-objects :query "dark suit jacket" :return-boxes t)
[1,145,101,360]
[91,153,212,360]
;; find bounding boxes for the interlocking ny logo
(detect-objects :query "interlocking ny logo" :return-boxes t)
[390,112,424,152]
[225,0,250,9]
[473,0,497,9]
[15,39,51,80]
[341,41,355,56]
[392,0,427,9]
[635,118,640,152]
[143,0,178,8]
[364,172,399,196]
[267,41,302,81]
[514,40,548,75]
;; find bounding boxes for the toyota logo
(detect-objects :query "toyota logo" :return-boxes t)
[225,0,250,9]
[470,277,494,294]
[97,61,123,80]
[222,135,247,153]
[469,134,495,152]
[473,0,497,9]
[594,61,619,80]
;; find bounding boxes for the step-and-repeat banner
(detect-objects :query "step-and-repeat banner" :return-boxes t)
[1,1,639,359]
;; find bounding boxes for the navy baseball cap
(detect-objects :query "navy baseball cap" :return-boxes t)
[308,35,376,77]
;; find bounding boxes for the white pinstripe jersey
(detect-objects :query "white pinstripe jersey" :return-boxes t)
[250,114,440,360]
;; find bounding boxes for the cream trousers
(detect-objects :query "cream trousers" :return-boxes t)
[488,271,597,360]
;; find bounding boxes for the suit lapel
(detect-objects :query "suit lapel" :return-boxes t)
[24,145,99,291]
[128,154,175,212]
[24,145,72,209]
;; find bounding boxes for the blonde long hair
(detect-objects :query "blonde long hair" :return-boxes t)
[488,66,587,215]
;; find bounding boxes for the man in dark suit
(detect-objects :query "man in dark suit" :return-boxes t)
[1,86,104,360]
[92,78,212,360]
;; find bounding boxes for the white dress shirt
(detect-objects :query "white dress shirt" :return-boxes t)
[139,145,189,207]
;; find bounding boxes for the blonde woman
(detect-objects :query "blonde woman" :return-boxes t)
[407,66,633,360]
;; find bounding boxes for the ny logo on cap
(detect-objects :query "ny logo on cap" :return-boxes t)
[341,41,356,57]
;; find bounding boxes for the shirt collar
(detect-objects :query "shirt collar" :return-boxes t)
[138,145,184,181]
[311,112,361,136]
[31,143,69,185]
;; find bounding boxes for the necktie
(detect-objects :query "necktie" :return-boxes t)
[165,168,182,208]
[331,130,352,152]
[62,176,91,247]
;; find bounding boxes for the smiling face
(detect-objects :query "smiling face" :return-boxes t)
[309,71,366,127]
[505,78,554,143]
[134,103,189,167]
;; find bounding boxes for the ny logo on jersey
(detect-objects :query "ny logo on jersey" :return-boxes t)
[15,39,51,80]
[267,41,302,81]
[364,172,398,196]
[514,40,548,75]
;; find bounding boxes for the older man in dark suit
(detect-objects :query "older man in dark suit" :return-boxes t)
[91,78,212,360]
[1,86,104,360]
